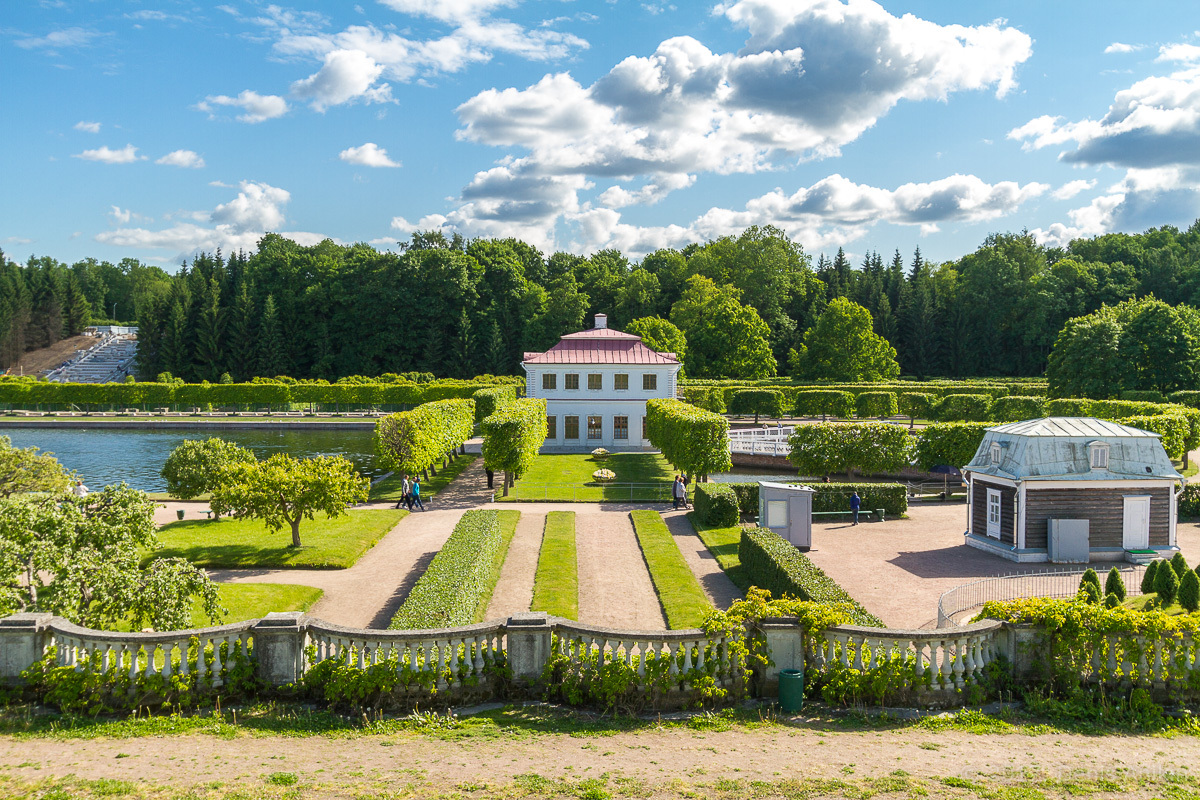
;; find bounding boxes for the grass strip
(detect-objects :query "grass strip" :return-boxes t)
[501,452,675,502]
[530,511,578,619]
[108,583,324,632]
[368,453,479,503]
[687,512,749,591]
[153,509,405,569]
[629,510,712,629]
[390,509,520,629]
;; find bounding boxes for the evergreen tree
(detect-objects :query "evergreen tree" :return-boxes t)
[159,297,191,379]
[63,274,91,336]
[1179,570,1200,613]
[452,307,475,378]
[226,280,256,380]
[484,316,506,375]
[1155,560,1180,606]
[1141,560,1159,595]
[256,294,286,378]
[1170,552,1190,579]
[192,277,224,382]
[1104,566,1127,602]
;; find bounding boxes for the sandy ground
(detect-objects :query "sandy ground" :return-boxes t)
[10,334,93,376]
[662,509,743,610]
[485,510,545,620]
[806,501,1200,628]
[576,511,667,630]
[0,723,1194,792]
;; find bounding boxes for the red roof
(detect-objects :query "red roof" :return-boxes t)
[523,327,680,365]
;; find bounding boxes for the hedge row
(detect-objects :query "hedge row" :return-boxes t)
[472,385,519,423]
[720,482,908,518]
[788,423,913,477]
[374,399,476,477]
[389,509,505,629]
[481,397,548,480]
[727,389,785,420]
[0,378,521,410]
[646,398,732,478]
[739,526,884,626]
[694,483,739,527]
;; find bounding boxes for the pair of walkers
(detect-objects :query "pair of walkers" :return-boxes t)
[672,474,690,510]
[393,475,425,511]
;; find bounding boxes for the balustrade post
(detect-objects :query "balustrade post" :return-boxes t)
[0,614,54,684]
[760,617,804,696]
[506,613,553,685]
[251,612,307,686]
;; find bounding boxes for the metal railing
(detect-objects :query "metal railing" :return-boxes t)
[728,427,793,457]
[509,482,689,502]
[937,564,1149,628]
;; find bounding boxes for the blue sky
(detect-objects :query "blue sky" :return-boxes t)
[3,0,1200,270]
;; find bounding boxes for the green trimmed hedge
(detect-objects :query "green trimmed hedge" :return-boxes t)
[389,509,505,629]
[694,483,739,527]
[646,398,731,478]
[935,394,994,422]
[738,526,883,626]
[678,386,727,413]
[916,421,994,471]
[991,395,1046,422]
[1117,413,1189,460]
[794,390,854,419]
[472,385,519,423]
[1169,391,1200,410]
[855,391,898,418]
[722,482,907,518]
[788,422,914,477]
[728,389,785,420]
[898,392,936,420]
[1045,398,1091,416]
[1121,390,1167,403]
[482,398,548,482]
[374,399,475,477]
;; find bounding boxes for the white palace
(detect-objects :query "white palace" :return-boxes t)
[521,314,681,451]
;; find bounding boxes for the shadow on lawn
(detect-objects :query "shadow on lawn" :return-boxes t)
[150,543,338,570]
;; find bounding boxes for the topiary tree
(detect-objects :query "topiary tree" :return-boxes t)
[1170,552,1190,579]
[787,423,914,479]
[1178,570,1200,613]
[645,398,732,481]
[1155,560,1180,606]
[1105,566,1127,602]
[1104,592,1121,609]
[855,391,898,419]
[898,392,935,428]
[1079,568,1101,599]
[728,389,785,424]
[1141,560,1159,594]
[1079,580,1101,605]
[481,398,549,496]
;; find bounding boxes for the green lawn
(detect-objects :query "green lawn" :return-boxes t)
[369,453,479,503]
[531,511,578,620]
[152,509,406,569]
[630,510,712,629]
[502,452,678,502]
[1124,594,1198,616]
[688,513,749,592]
[109,583,323,631]
[475,509,522,622]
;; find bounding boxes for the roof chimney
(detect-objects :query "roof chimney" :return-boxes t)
[594,313,608,329]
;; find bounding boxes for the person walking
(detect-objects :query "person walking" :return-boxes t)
[395,475,410,510]
[411,477,425,511]
[672,475,684,509]
[681,473,691,508]
[850,491,861,526]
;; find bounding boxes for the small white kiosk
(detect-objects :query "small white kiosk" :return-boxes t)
[758,482,815,550]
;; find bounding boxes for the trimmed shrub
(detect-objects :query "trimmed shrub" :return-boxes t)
[739,527,883,626]
[1180,570,1200,613]
[1141,560,1159,594]
[472,385,519,423]
[1121,390,1167,403]
[679,386,727,414]
[915,422,993,471]
[794,390,854,420]
[855,391,898,419]
[728,389,785,422]
[898,392,936,422]
[727,483,759,514]
[991,395,1046,422]
[1045,398,1091,417]
[1080,581,1101,605]
[645,398,731,478]
[1104,593,1121,609]
[1155,560,1180,605]
[813,483,907,517]
[1170,552,1190,578]
[1080,568,1101,597]
[1105,567,1127,602]
[694,483,739,527]
[1180,485,1200,518]
[1088,399,1162,418]
[389,509,504,629]
[935,394,994,422]
[482,398,549,489]
[375,399,475,477]
[788,423,914,477]
[1117,413,1188,460]
[1168,390,1200,410]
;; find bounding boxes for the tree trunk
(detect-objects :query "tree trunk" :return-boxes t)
[290,519,302,548]
[502,471,510,497]
[430,462,437,476]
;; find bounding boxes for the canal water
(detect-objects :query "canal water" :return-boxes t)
[0,427,383,492]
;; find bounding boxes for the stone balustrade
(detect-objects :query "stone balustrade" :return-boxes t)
[813,621,1004,690]
[552,622,739,688]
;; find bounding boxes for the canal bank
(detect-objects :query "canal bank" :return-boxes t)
[0,417,376,430]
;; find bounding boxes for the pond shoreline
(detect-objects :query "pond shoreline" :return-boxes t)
[0,417,376,430]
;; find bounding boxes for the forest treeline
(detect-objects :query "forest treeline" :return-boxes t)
[3,220,1200,382]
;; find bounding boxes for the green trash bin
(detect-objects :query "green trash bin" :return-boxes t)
[778,668,804,713]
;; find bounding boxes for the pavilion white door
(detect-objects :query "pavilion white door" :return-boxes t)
[1122,496,1151,550]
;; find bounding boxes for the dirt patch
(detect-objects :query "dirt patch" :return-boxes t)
[485,511,545,620]
[9,335,93,376]
[576,511,666,630]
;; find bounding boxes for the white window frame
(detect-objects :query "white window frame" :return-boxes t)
[587,373,603,390]
[1090,443,1110,470]
[986,488,1002,539]
[990,443,1001,465]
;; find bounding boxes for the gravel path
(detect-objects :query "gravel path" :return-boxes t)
[210,508,463,629]
[484,511,545,621]
[575,511,666,630]
[661,509,743,610]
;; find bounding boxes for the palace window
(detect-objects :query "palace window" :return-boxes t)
[564,416,580,439]
[546,416,557,439]
[565,373,579,390]
[588,416,603,439]
[542,373,556,390]
[614,416,629,440]
[614,373,629,390]
[588,373,603,390]
[643,373,657,391]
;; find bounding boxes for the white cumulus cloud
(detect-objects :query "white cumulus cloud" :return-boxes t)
[339,142,401,168]
[73,144,143,164]
[73,121,101,133]
[196,90,289,123]
[1104,42,1143,54]
[1052,179,1097,200]
[155,149,205,169]
[291,49,392,111]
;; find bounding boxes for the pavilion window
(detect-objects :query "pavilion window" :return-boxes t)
[587,415,602,439]
[614,416,628,440]
[564,416,580,439]
[565,373,579,390]
[588,373,602,390]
